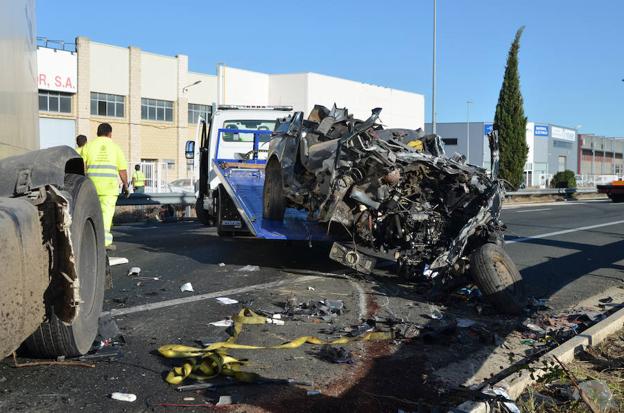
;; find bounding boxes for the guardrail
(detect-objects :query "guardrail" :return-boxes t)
[506,188,597,196]
[116,192,196,206]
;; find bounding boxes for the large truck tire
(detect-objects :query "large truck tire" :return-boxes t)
[470,243,525,315]
[25,174,106,357]
[195,196,212,226]
[263,159,285,221]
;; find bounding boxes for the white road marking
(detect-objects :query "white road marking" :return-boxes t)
[102,275,319,317]
[506,219,624,244]
[513,208,552,213]
[503,199,610,209]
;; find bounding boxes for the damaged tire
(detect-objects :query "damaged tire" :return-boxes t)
[25,174,106,357]
[470,243,525,315]
[263,158,285,221]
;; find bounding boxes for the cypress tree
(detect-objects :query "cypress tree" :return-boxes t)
[494,27,528,189]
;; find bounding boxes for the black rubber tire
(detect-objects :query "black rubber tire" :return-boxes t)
[195,196,212,226]
[216,185,233,237]
[25,173,106,357]
[470,243,525,315]
[610,194,624,203]
[263,159,285,221]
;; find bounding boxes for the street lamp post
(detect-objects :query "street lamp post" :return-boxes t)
[431,0,437,134]
[466,100,472,163]
[183,80,202,93]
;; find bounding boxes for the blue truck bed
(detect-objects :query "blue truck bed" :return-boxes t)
[213,162,330,241]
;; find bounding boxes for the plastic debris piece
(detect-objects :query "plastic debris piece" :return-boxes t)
[183,397,195,401]
[524,322,546,335]
[319,345,353,364]
[307,286,315,291]
[266,318,285,325]
[573,379,616,412]
[216,297,238,305]
[109,257,129,266]
[216,395,232,406]
[457,318,477,328]
[483,387,520,413]
[238,265,260,272]
[272,313,282,320]
[127,267,141,276]
[598,296,613,304]
[218,263,226,267]
[325,299,344,314]
[180,282,194,292]
[520,338,536,346]
[110,392,137,402]
[307,390,321,396]
[429,308,443,320]
[347,322,375,337]
[209,319,233,327]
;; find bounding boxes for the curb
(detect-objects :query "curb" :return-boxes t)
[453,304,624,413]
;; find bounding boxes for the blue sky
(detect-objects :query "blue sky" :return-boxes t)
[38,0,623,135]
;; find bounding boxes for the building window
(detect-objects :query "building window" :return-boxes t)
[91,92,125,117]
[141,98,173,122]
[442,138,458,145]
[39,90,72,113]
[188,103,212,124]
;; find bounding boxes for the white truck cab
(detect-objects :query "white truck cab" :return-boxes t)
[187,105,292,228]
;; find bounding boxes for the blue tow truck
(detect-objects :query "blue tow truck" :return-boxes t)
[188,105,328,241]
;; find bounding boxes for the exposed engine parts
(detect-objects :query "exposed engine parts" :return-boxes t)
[264,104,505,282]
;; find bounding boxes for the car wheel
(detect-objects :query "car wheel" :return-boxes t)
[470,243,525,315]
[25,173,106,357]
[263,158,285,221]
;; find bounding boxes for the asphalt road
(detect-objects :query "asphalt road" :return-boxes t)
[1,199,623,412]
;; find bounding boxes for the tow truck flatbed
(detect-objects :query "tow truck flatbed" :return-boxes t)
[212,128,329,241]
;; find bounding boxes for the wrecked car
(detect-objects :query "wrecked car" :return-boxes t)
[263,105,525,314]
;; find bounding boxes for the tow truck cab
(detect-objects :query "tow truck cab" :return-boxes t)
[188,105,292,232]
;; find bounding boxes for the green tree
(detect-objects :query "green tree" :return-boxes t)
[494,27,528,189]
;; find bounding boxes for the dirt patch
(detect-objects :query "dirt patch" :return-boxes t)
[518,327,624,412]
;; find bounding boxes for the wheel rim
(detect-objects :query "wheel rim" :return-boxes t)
[78,218,98,317]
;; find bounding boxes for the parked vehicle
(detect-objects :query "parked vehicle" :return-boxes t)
[0,0,107,358]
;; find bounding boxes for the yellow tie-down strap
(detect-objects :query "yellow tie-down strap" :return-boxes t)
[158,308,393,385]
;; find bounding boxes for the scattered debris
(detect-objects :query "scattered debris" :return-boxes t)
[573,380,616,413]
[216,395,232,406]
[109,257,129,266]
[238,265,260,272]
[457,318,478,328]
[482,386,521,413]
[307,286,316,291]
[180,282,194,292]
[183,397,195,401]
[127,267,141,276]
[96,314,125,347]
[428,307,444,320]
[110,392,137,402]
[307,390,321,396]
[218,263,226,267]
[319,344,353,364]
[284,297,346,321]
[209,319,233,327]
[216,297,238,305]
[598,296,613,304]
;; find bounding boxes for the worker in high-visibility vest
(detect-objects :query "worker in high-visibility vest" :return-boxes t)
[75,134,87,157]
[131,164,146,193]
[82,123,129,249]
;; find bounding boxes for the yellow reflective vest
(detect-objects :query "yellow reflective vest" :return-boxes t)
[132,170,146,187]
[82,136,127,196]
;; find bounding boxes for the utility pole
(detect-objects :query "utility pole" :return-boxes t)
[466,100,472,163]
[431,0,437,134]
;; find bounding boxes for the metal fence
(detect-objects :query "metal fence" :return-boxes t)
[130,161,172,193]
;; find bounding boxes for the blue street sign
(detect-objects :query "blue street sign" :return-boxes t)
[484,123,493,135]
[534,125,549,136]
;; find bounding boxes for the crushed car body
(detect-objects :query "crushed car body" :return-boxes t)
[263,104,523,313]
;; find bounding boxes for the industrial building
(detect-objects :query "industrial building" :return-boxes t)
[577,133,624,177]
[36,37,424,184]
[426,121,578,188]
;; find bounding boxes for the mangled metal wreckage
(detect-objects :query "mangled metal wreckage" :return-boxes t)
[263,105,524,314]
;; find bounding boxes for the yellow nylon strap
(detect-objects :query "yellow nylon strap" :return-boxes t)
[158,308,393,385]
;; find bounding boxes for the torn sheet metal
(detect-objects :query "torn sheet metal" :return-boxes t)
[267,104,506,282]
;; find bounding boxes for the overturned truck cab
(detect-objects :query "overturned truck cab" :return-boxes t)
[263,105,525,314]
